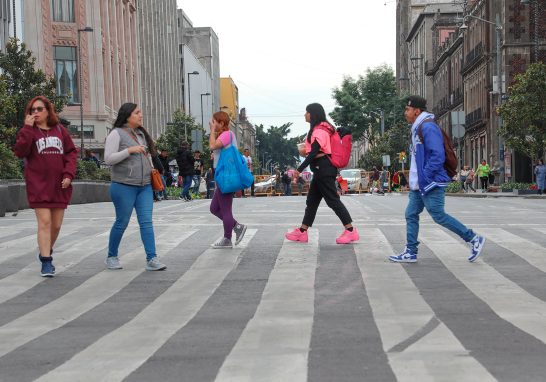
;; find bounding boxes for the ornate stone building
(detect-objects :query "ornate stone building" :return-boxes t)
[22,0,140,159]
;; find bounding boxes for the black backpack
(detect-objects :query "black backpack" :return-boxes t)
[282,172,289,184]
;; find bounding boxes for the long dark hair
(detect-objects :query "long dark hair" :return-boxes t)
[114,103,156,156]
[306,103,334,143]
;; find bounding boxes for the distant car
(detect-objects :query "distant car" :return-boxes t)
[339,169,367,192]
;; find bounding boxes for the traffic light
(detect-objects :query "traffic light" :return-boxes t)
[399,152,403,161]
[401,152,406,162]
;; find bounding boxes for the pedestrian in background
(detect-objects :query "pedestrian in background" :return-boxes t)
[14,96,78,277]
[389,96,485,263]
[379,166,388,194]
[286,103,359,244]
[208,111,247,248]
[157,149,170,199]
[371,166,380,193]
[273,167,281,196]
[175,141,195,202]
[192,150,203,196]
[297,175,304,196]
[282,168,292,196]
[477,159,490,192]
[83,149,100,168]
[535,159,546,195]
[205,168,215,199]
[243,149,254,197]
[392,171,400,191]
[103,102,166,271]
[461,166,475,193]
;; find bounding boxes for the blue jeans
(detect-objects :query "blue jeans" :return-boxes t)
[192,175,201,195]
[406,187,475,253]
[109,182,156,261]
[206,181,215,199]
[182,174,193,198]
[155,175,167,199]
[284,183,292,196]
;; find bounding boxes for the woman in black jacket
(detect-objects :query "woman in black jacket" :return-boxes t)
[175,141,195,202]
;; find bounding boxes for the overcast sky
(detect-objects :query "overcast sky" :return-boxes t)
[177,0,397,138]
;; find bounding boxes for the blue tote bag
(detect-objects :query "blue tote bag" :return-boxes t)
[214,132,254,193]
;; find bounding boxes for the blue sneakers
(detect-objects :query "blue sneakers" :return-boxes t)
[389,247,417,263]
[467,235,486,262]
[38,254,55,277]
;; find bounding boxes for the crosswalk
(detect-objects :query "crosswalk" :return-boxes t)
[2,207,546,381]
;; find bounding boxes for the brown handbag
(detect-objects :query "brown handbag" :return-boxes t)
[121,128,165,192]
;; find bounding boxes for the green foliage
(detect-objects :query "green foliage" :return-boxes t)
[255,123,302,170]
[75,160,111,181]
[445,181,462,193]
[359,121,412,171]
[155,108,212,171]
[498,63,546,165]
[0,81,17,143]
[330,64,408,145]
[0,38,69,145]
[0,143,24,179]
[165,187,202,199]
[500,182,535,190]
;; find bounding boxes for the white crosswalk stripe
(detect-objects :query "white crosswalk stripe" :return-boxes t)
[356,228,497,382]
[214,230,318,382]
[419,228,546,346]
[35,230,257,382]
[0,226,196,359]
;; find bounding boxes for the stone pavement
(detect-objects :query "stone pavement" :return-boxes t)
[1,194,546,382]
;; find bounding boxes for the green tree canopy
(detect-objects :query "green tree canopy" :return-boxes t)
[330,64,407,145]
[255,122,303,170]
[155,108,212,171]
[0,38,68,145]
[498,63,546,165]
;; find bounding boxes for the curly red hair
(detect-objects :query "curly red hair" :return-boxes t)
[213,111,231,133]
[25,96,59,127]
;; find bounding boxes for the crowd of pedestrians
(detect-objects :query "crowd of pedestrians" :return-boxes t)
[14,95,494,277]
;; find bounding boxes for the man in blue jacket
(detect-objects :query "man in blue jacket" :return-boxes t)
[389,96,485,263]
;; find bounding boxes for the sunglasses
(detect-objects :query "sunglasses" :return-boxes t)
[30,107,45,114]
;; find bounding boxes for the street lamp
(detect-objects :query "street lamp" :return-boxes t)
[200,93,211,129]
[387,92,397,125]
[460,13,504,184]
[220,105,228,111]
[521,0,540,64]
[187,71,199,116]
[410,54,425,97]
[68,26,93,159]
[167,122,190,145]
[369,109,385,136]
[398,77,410,92]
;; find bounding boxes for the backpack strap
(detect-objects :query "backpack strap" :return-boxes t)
[417,119,436,148]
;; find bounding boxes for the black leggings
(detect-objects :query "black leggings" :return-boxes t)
[302,156,352,227]
[480,176,488,190]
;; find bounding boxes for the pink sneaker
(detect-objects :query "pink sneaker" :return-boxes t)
[286,227,308,242]
[336,228,360,244]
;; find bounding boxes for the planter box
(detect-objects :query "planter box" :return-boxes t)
[70,181,87,204]
[499,188,513,193]
[85,182,97,204]
[5,183,21,212]
[18,183,29,210]
[513,189,538,195]
[0,185,7,217]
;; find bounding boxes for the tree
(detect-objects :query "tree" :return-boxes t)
[0,38,68,145]
[155,108,212,171]
[330,64,407,145]
[498,63,546,166]
[255,123,303,170]
[359,120,412,172]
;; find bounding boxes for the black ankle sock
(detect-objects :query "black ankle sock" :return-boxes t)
[299,227,307,233]
[346,227,354,232]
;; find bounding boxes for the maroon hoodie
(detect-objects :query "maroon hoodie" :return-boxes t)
[14,124,78,209]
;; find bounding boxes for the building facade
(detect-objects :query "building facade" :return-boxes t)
[220,77,239,122]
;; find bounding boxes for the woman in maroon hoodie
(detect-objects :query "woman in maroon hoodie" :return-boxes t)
[14,96,77,277]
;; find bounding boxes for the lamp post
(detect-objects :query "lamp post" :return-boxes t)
[399,77,410,92]
[521,0,539,64]
[387,92,396,126]
[460,14,504,184]
[200,93,211,129]
[220,105,228,111]
[410,54,425,97]
[263,152,268,173]
[68,27,93,159]
[167,122,190,145]
[187,71,199,115]
[370,109,385,136]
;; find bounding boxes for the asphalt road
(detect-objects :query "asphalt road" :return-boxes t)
[1,193,546,382]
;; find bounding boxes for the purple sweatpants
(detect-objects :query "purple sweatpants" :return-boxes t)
[210,185,237,239]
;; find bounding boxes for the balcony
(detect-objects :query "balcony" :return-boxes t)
[462,42,484,72]
[465,107,485,126]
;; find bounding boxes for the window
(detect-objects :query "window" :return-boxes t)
[168,25,173,34]
[50,0,75,23]
[53,46,79,102]
[68,125,94,139]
